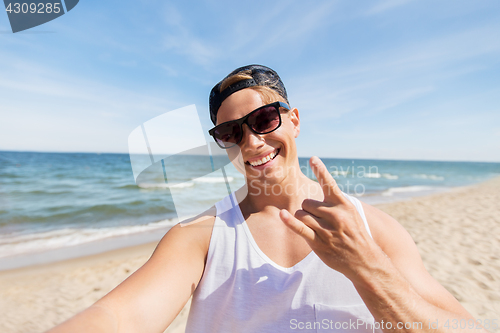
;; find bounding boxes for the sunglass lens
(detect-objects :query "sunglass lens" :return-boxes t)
[248,106,280,133]
[214,122,242,148]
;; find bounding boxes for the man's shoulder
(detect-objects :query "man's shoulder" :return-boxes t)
[155,207,217,259]
[178,206,217,228]
[359,201,416,254]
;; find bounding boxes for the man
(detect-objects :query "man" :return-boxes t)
[50,65,486,332]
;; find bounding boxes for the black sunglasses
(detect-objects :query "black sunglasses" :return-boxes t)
[208,101,290,149]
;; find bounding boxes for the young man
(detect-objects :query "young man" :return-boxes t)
[50,65,485,332]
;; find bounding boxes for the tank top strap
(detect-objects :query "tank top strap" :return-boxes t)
[342,192,373,238]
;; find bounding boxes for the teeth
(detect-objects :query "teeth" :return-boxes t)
[249,150,277,167]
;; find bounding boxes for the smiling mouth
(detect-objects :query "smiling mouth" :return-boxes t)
[246,148,280,167]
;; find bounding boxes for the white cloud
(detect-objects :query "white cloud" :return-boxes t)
[364,0,416,16]
[160,3,220,68]
[240,2,338,59]
[287,21,500,122]
[157,2,339,69]
[0,52,190,153]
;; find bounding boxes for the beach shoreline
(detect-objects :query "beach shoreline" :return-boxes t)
[0,177,499,333]
[0,226,172,272]
[0,182,463,272]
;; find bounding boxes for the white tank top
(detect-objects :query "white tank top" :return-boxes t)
[185,192,381,333]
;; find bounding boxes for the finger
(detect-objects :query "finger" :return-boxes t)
[301,198,334,218]
[294,209,323,230]
[297,206,339,230]
[279,209,315,242]
[310,156,345,204]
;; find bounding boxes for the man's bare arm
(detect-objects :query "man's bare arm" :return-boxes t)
[360,202,485,332]
[280,156,488,333]
[47,213,215,333]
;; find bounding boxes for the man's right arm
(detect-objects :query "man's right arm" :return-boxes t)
[47,213,215,333]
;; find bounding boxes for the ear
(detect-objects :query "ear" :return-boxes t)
[289,108,300,138]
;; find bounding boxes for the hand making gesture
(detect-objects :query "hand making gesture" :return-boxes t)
[279,156,385,282]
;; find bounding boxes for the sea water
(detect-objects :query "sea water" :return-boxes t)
[1,151,499,270]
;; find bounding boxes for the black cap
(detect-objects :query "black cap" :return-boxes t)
[209,65,289,125]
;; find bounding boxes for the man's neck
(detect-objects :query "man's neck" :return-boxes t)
[241,170,323,214]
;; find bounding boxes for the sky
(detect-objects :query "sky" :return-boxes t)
[1,0,499,162]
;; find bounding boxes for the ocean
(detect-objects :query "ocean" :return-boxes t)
[1,151,499,270]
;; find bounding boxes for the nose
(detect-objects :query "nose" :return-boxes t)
[239,124,264,149]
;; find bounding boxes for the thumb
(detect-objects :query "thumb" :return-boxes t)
[279,209,315,241]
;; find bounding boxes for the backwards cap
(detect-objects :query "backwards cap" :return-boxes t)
[209,64,289,125]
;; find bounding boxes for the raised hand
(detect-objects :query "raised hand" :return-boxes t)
[279,156,384,282]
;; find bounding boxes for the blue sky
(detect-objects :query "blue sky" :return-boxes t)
[1,0,499,161]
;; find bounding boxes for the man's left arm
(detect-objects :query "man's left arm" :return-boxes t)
[358,201,482,332]
[280,156,489,333]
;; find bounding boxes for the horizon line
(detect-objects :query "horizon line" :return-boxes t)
[1,149,499,164]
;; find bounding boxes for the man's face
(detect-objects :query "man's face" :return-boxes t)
[216,88,300,186]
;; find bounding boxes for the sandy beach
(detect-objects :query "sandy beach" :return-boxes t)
[0,177,498,333]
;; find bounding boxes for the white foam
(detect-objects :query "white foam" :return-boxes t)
[0,219,177,259]
[193,176,233,183]
[412,174,445,181]
[364,172,381,178]
[330,171,350,177]
[330,171,398,179]
[381,185,434,196]
[137,182,170,189]
[138,182,197,189]
[169,182,195,188]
